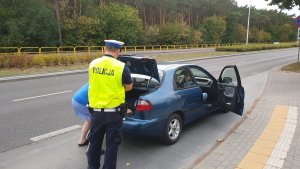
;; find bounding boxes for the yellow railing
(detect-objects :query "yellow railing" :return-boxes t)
[0,43,244,55]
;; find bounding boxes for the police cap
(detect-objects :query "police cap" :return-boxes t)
[104,40,124,49]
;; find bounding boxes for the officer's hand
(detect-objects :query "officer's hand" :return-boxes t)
[124,83,133,91]
[126,109,133,116]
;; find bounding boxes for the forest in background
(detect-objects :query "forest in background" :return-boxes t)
[0,0,297,47]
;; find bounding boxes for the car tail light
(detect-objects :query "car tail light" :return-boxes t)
[136,99,152,111]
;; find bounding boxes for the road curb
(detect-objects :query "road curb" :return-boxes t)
[0,69,87,83]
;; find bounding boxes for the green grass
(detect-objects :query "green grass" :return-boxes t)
[0,51,236,78]
[281,62,300,73]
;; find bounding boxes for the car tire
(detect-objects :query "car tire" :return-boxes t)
[162,114,182,145]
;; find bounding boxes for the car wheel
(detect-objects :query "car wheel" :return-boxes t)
[162,114,182,145]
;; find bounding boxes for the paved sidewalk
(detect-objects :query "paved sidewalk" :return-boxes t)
[193,68,300,169]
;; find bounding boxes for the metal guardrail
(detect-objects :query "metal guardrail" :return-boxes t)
[0,44,244,55]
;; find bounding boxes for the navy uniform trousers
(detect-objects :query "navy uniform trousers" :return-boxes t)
[87,110,123,169]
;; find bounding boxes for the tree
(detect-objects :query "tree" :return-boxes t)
[45,0,67,46]
[236,24,247,43]
[0,0,297,47]
[158,21,191,45]
[278,24,295,42]
[101,3,143,45]
[143,25,160,45]
[268,0,300,9]
[63,15,105,45]
[250,10,271,30]
[201,16,227,44]
[158,22,181,45]
[0,0,58,46]
[250,28,272,43]
[223,11,243,43]
[191,30,202,45]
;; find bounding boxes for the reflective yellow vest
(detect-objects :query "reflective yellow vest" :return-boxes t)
[88,56,125,108]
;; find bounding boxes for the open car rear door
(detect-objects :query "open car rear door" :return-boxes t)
[217,65,245,116]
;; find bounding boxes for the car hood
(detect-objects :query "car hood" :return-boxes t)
[118,55,160,82]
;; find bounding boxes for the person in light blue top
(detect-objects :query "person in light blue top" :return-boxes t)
[72,83,91,146]
[72,83,107,155]
[72,83,89,120]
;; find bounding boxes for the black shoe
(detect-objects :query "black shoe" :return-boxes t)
[101,149,105,155]
[78,140,89,147]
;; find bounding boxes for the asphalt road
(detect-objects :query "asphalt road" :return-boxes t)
[0,48,297,155]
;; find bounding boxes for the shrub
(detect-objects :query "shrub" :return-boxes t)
[0,55,7,68]
[77,55,87,64]
[26,55,34,67]
[8,54,28,68]
[32,56,46,67]
[0,54,96,69]
[51,55,59,65]
[69,55,78,64]
[216,43,297,52]
[43,55,54,66]
[59,56,69,66]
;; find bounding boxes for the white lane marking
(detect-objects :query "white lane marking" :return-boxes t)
[264,106,298,169]
[13,90,72,102]
[30,125,82,142]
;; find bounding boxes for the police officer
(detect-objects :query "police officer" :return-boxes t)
[87,40,132,169]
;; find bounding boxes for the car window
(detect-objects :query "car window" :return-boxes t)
[220,68,237,86]
[174,68,196,89]
[189,67,209,79]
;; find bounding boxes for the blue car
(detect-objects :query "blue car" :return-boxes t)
[119,55,245,145]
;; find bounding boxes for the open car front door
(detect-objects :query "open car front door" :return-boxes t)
[217,65,245,116]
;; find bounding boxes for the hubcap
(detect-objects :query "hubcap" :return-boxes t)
[168,118,180,140]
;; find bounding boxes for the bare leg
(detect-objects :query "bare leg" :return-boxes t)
[79,120,90,144]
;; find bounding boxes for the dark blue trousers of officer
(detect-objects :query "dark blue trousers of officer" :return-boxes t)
[87,110,123,169]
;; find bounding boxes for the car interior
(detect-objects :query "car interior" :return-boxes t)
[173,68,208,103]
[119,56,161,113]
[188,67,218,105]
